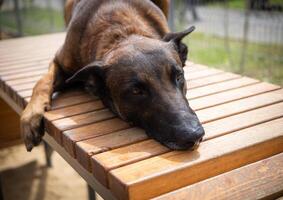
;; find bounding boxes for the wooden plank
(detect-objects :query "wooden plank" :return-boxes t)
[5,75,42,86]
[76,128,148,171]
[109,118,283,200]
[187,72,240,89]
[0,50,55,63]
[62,118,130,157]
[197,88,283,123]
[0,59,49,72]
[11,82,37,91]
[203,102,283,140]
[51,109,115,131]
[1,69,48,81]
[0,54,52,65]
[18,90,32,98]
[0,98,21,148]
[44,100,104,121]
[45,102,107,142]
[51,93,96,110]
[0,65,48,76]
[186,68,222,80]
[91,93,283,187]
[92,139,170,187]
[189,82,280,110]
[187,77,258,99]
[154,153,283,200]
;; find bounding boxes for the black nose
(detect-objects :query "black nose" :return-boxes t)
[180,126,205,149]
[191,126,205,142]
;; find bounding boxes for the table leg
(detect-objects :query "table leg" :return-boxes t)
[43,141,53,168]
[0,174,4,200]
[87,184,96,200]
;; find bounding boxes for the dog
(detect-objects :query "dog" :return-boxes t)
[20,0,205,152]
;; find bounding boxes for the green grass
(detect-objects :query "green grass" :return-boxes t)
[208,0,283,10]
[184,32,283,85]
[0,6,65,36]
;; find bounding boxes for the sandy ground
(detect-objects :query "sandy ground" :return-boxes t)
[0,143,102,200]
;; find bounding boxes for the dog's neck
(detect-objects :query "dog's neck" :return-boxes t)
[79,1,169,65]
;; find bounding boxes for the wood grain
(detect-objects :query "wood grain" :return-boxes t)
[197,88,283,123]
[187,72,240,89]
[109,118,283,200]
[187,76,258,99]
[62,118,130,157]
[76,127,147,171]
[190,82,280,110]
[154,153,283,200]
[0,98,21,148]
[90,94,283,189]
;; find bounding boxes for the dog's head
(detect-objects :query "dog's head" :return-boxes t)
[67,26,204,150]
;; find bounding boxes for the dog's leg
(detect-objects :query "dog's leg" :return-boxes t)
[21,61,63,151]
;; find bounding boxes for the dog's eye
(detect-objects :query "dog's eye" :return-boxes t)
[176,73,184,83]
[132,87,143,95]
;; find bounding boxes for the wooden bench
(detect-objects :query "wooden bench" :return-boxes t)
[0,33,282,200]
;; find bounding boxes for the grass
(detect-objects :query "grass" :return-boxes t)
[0,6,65,36]
[208,0,283,10]
[183,32,283,85]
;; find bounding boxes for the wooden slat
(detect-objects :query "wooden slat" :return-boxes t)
[5,75,42,86]
[45,101,107,142]
[62,118,130,157]
[0,65,48,76]
[187,77,258,99]
[76,128,148,171]
[50,109,115,134]
[0,55,52,67]
[187,72,240,89]
[51,93,96,110]
[108,118,283,200]
[90,92,283,187]
[11,82,37,91]
[197,88,283,123]
[0,59,49,72]
[186,68,222,80]
[1,69,48,81]
[154,153,283,200]
[189,82,280,110]
[203,102,283,140]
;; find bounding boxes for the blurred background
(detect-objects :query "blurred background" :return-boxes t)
[0,0,282,85]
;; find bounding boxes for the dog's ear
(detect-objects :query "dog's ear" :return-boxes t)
[163,26,195,66]
[66,61,105,83]
[66,61,106,94]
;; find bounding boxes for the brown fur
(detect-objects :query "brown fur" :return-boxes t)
[21,0,170,151]
[21,0,203,151]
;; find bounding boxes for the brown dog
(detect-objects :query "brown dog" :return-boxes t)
[21,0,204,152]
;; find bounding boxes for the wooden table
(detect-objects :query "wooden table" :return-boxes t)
[0,33,282,200]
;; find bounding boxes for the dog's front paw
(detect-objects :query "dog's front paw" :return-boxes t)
[21,103,47,151]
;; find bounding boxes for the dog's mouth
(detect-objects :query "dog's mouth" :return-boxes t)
[145,129,202,151]
[162,140,200,151]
